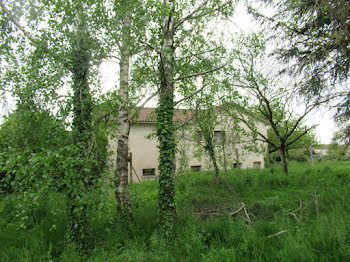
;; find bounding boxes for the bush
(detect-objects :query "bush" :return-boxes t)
[288,148,309,162]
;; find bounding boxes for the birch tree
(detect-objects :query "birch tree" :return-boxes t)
[137,0,236,236]
[112,0,155,222]
[113,0,133,221]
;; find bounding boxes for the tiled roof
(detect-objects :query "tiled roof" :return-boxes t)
[135,107,193,123]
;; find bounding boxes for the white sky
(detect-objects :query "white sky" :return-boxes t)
[220,2,337,144]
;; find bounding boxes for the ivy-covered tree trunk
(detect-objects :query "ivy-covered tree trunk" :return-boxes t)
[114,13,133,221]
[204,134,219,178]
[157,0,177,236]
[67,27,92,252]
[195,105,220,179]
[222,142,228,176]
[279,146,288,174]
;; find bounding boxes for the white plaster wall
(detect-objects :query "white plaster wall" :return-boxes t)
[129,123,159,181]
[176,115,267,172]
[109,115,268,182]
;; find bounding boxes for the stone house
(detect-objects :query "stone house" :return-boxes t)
[313,144,329,158]
[108,107,267,182]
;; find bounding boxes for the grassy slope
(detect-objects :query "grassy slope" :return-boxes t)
[1,161,350,261]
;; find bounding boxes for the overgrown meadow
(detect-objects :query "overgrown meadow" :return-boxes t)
[1,161,350,261]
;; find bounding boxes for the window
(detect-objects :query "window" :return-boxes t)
[143,168,156,176]
[197,131,203,142]
[253,162,261,169]
[191,165,201,172]
[214,131,225,144]
[234,163,242,168]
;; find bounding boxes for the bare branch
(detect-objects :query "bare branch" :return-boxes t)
[174,83,209,105]
[266,230,288,239]
[176,48,218,61]
[130,91,159,120]
[175,0,210,29]
[285,125,316,149]
[175,0,233,30]
[140,40,160,54]
[93,109,119,128]
[236,112,277,149]
[174,116,194,130]
[174,64,226,82]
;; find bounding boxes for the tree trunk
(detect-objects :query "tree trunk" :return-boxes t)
[279,147,288,174]
[114,14,133,221]
[309,146,314,166]
[157,0,176,236]
[68,28,92,252]
[222,142,227,176]
[205,137,219,178]
[235,148,240,168]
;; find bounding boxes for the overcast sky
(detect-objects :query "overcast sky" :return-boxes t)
[231,2,337,144]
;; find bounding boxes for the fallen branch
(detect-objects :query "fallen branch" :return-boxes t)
[266,230,288,239]
[241,202,252,226]
[288,212,300,223]
[311,191,319,216]
[230,206,243,217]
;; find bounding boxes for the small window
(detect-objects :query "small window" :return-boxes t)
[253,162,261,169]
[143,168,156,176]
[234,163,242,168]
[197,131,203,142]
[191,165,201,172]
[214,131,225,144]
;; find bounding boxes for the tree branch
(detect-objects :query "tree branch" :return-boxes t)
[93,109,119,128]
[0,1,36,43]
[285,125,316,149]
[236,112,276,149]
[176,48,218,61]
[140,40,160,54]
[175,19,200,46]
[174,64,226,82]
[174,83,209,105]
[175,0,210,29]
[130,91,159,120]
[174,115,194,130]
[175,0,233,30]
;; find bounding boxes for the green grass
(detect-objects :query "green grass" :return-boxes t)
[1,160,350,261]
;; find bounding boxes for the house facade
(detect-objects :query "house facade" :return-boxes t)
[108,107,267,182]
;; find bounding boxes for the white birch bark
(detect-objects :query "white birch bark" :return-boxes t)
[114,14,133,218]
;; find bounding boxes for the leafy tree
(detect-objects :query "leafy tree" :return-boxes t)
[132,0,236,236]
[327,142,348,160]
[157,0,236,236]
[249,0,350,143]
[112,0,153,222]
[268,126,318,162]
[250,0,349,86]
[193,93,222,178]
[189,77,246,177]
[232,34,329,174]
[0,0,113,252]
[0,106,70,193]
